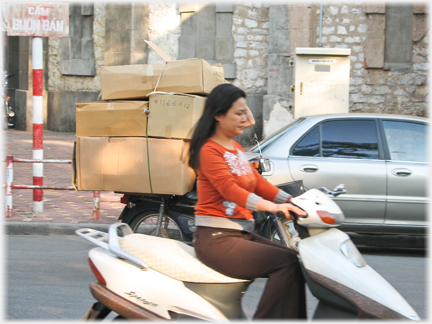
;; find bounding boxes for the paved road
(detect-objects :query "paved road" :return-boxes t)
[6,235,426,320]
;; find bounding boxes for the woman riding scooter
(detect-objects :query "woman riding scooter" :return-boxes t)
[188,83,307,319]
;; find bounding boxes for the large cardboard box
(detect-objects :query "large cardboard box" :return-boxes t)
[76,136,195,195]
[76,101,149,137]
[75,94,205,139]
[147,93,206,139]
[101,40,225,100]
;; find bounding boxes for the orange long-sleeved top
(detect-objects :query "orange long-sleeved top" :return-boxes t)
[195,139,290,223]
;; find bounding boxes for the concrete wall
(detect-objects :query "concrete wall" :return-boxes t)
[48,91,99,132]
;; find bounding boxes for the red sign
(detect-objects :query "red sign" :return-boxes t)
[7,2,69,37]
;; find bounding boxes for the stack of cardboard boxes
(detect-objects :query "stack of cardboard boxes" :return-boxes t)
[74,41,225,195]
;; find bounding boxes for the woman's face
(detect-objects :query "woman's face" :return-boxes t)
[215,97,249,139]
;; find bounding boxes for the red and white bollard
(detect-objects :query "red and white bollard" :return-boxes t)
[92,191,101,220]
[6,155,13,217]
[32,37,44,213]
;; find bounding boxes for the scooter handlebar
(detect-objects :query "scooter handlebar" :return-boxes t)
[275,210,307,220]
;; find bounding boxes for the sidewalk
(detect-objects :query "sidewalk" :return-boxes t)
[3,129,124,235]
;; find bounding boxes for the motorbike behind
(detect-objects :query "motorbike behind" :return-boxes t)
[76,186,420,321]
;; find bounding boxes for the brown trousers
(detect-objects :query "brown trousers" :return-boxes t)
[193,226,307,319]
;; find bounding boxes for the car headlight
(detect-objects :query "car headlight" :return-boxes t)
[340,239,366,268]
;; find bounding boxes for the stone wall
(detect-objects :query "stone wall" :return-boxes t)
[231,4,269,142]
[232,3,269,93]
[317,3,428,117]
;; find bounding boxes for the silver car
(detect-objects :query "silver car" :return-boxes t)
[249,113,428,236]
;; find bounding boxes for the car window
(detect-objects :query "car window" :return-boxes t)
[382,121,427,162]
[291,120,380,159]
[321,120,379,159]
[292,126,319,157]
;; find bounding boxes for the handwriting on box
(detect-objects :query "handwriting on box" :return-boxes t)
[153,99,192,110]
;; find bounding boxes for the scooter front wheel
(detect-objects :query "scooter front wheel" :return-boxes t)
[128,210,184,241]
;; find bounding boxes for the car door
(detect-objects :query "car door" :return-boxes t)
[288,118,387,224]
[381,119,428,226]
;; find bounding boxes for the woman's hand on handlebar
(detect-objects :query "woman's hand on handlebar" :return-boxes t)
[257,199,306,220]
[273,203,306,220]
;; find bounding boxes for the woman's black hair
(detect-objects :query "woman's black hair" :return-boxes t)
[188,83,246,170]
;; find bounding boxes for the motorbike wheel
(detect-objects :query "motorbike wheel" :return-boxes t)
[128,211,184,241]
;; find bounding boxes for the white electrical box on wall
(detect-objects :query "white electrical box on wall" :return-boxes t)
[294,47,351,119]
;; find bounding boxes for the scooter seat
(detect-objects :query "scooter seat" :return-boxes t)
[119,233,249,284]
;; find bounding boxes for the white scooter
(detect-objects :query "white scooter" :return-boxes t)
[76,187,420,321]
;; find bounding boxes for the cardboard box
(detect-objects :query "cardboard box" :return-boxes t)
[101,40,225,100]
[75,94,205,139]
[147,92,206,139]
[76,101,149,137]
[75,136,195,195]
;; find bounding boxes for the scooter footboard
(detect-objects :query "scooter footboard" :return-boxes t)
[299,229,419,320]
[89,281,166,321]
[303,268,408,320]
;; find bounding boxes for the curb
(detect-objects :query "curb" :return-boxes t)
[5,221,118,236]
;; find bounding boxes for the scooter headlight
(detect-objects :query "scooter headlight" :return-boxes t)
[340,239,366,268]
[8,111,15,117]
